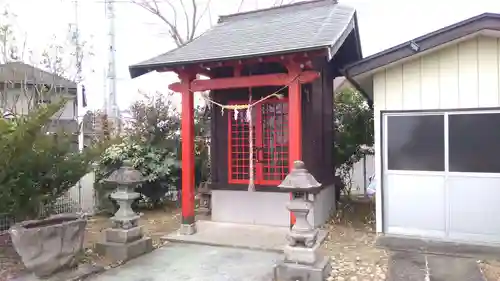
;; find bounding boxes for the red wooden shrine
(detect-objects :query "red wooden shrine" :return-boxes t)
[173,59,320,227]
[128,0,363,232]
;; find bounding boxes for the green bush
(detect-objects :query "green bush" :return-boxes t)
[95,138,180,207]
[334,88,374,197]
[0,101,104,220]
[94,92,209,209]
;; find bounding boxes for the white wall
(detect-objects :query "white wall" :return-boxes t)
[1,88,76,119]
[212,185,336,228]
[373,35,500,111]
[345,154,375,195]
[68,172,96,215]
[212,190,290,227]
[372,35,500,236]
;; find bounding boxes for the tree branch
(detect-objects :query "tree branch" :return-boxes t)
[189,0,197,41]
[192,0,212,41]
[165,1,178,32]
[179,0,191,44]
[273,0,285,7]
[132,0,184,46]
[132,0,292,47]
[237,0,245,12]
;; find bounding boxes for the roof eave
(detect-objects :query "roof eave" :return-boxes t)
[129,46,331,79]
[341,13,500,106]
[344,12,500,78]
[353,12,363,60]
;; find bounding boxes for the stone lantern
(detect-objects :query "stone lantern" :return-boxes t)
[198,182,212,216]
[96,160,153,262]
[274,160,331,281]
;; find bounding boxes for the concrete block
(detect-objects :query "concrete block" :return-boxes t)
[284,244,320,265]
[179,223,196,235]
[104,227,143,243]
[96,237,153,262]
[274,256,331,281]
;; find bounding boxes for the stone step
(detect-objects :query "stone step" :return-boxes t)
[388,252,484,281]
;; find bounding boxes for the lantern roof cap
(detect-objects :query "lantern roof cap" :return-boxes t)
[104,160,144,185]
[278,160,322,194]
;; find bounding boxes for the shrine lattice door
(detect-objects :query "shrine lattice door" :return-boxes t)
[228,99,289,186]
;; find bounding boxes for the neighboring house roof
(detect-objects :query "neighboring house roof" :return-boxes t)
[344,13,500,78]
[343,12,500,103]
[0,61,77,90]
[129,0,358,78]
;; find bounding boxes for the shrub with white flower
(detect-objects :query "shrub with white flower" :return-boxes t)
[96,137,180,184]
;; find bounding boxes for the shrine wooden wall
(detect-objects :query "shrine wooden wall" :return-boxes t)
[208,57,336,191]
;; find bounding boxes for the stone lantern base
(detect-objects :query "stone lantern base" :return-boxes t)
[274,231,331,281]
[96,226,153,262]
[274,256,331,281]
[274,161,331,281]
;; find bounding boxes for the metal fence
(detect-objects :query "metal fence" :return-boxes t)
[0,172,97,233]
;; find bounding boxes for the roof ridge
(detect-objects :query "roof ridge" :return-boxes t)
[0,61,75,85]
[218,0,337,23]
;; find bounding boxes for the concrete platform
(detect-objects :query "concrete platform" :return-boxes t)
[163,220,290,252]
[13,264,104,281]
[87,243,281,281]
[388,251,484,281]
[163,220,329,253]
[377,234,500,259]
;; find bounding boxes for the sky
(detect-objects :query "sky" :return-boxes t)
[2,0,500,114]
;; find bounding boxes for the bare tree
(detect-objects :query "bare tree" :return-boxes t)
[133,0,298,48]
[40,24,94,83]
[0,8,26,64]
[132,0,211,47]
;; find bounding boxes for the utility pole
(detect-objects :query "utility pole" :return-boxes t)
[105,0,118,124]
[74,0,84,213]
[74,0,85,152]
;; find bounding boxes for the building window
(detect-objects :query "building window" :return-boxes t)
[448,113,500,173]
[386,114,445,171]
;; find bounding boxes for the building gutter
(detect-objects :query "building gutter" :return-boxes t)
[339,68,373,109]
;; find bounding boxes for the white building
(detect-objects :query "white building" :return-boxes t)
[0,62,78,131]
[346,13,500,245]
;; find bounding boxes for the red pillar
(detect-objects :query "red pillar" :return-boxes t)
[178,72,196,234]
[287,63,302,226]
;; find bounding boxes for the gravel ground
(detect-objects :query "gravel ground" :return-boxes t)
[0,207,184,281]
[0,245,24,281]
[480,259,500,281]
[323,198,388,281]
[324,224,388,281]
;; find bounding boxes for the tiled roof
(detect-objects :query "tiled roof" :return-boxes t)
[130,0,356,77]
[0,62,76,89]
